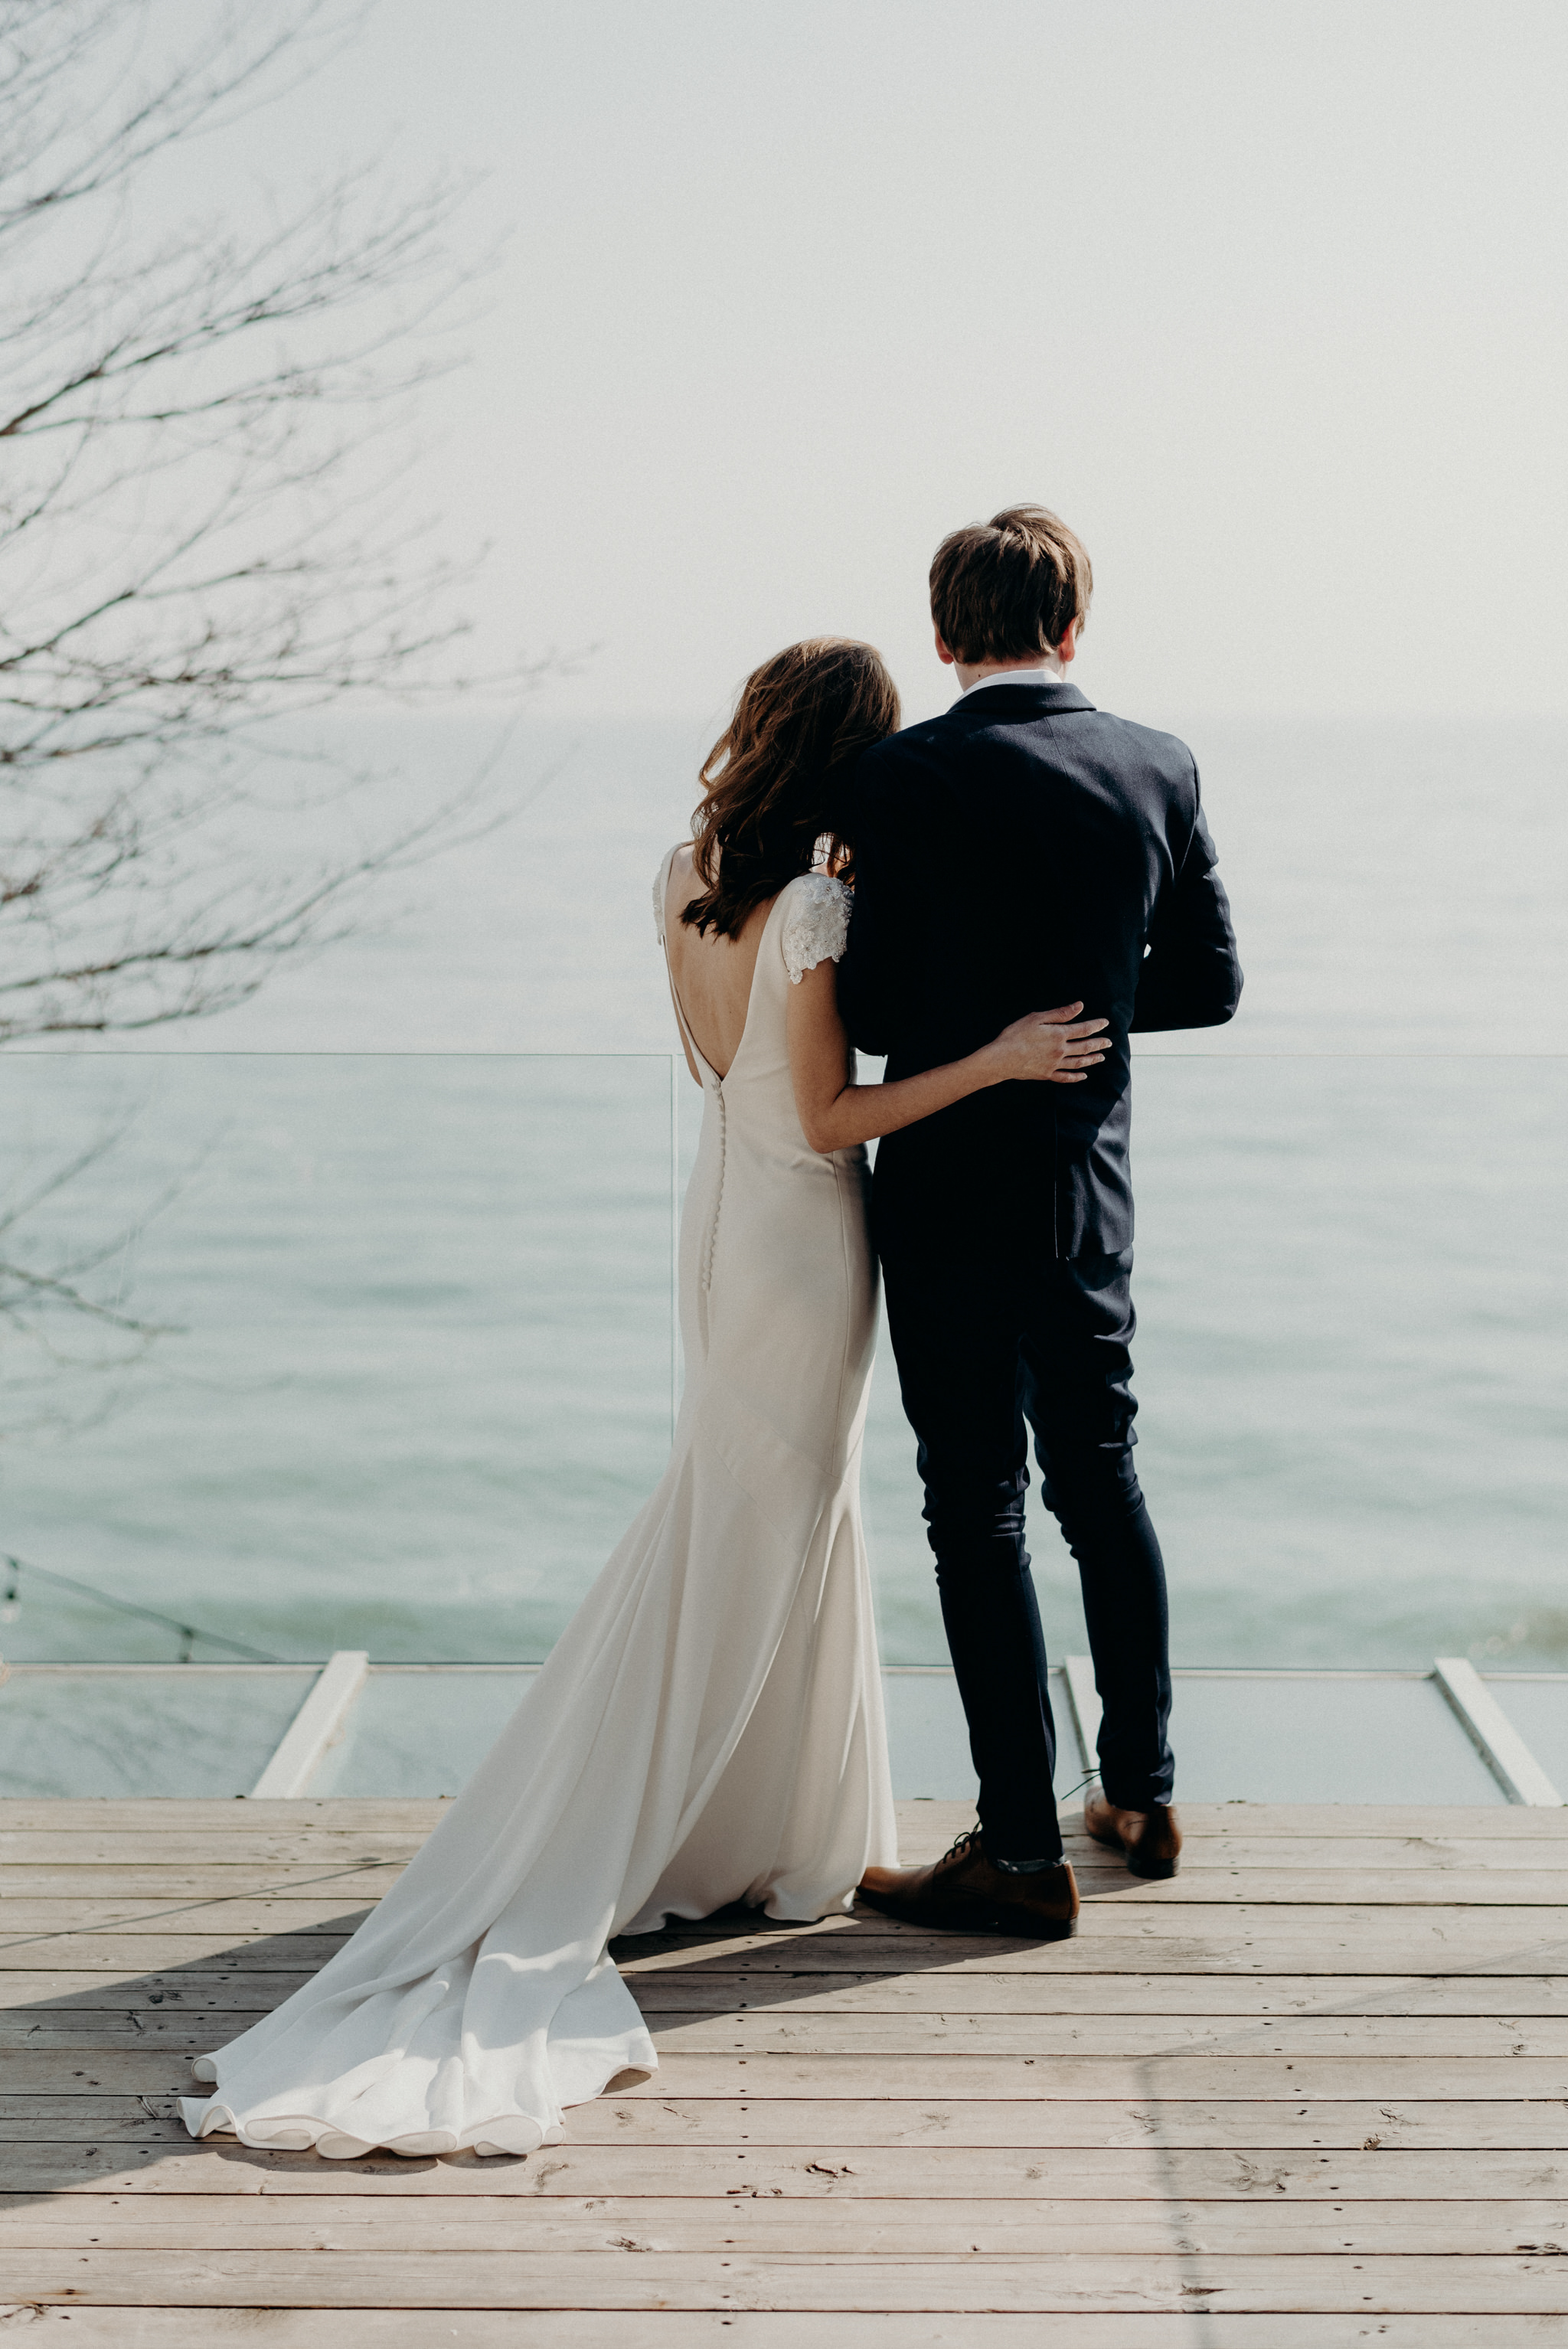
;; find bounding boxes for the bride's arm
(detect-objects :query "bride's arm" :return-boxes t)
[786,959,1108,1155]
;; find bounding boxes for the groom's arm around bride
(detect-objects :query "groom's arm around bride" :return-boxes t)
[843,504,1242,1932]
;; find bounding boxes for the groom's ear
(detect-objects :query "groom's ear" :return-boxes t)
[933,626,957,668]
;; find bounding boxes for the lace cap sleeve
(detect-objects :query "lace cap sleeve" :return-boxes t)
[781,872,851,985]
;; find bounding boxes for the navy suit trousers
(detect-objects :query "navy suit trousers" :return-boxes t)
[878,1236,1174,1864]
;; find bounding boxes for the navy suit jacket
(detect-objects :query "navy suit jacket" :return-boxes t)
[838,681,1242,1259]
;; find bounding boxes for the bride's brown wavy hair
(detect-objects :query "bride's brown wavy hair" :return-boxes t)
[681,638,901,939]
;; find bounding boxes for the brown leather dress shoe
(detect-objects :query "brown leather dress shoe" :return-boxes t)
[1082,1783,1182,1879]
[858,1826,1079,1939]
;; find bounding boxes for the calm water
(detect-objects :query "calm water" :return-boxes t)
[1,714,1565,1671]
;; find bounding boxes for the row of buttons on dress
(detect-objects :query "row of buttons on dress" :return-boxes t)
[701,1075,727,1293]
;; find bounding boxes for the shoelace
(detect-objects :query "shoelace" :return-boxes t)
[940,1776,1100,1870]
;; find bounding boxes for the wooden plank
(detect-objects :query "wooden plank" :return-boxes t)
[11,2046,1568,2096]
[17,2011,1568,2060]
[1058,1873,1568,1903]
[0,1800,447,1830]
[1026,1872,1568,1904]
[7,1880,1566,1935]
[5,2141,1566,2200]
[631,2014,1568,2059]
[1,2018,272,2049]
[0,1972,317,2011]
[11,1854,1568,1900]
[5,2246,1568,2311]
[622,1902,1568,1942]
[0,1867,406,1896]
[10,2096,1568,2150]
[0,1936,354,1972]
[1131,1805,1568,1839]
[621,1972,1568,2017]
[1068,1838,1568,1870]
[0,1834,425,1862]
[0,2017,270,2049]
[13,1836,1568,1890]
[1027,1802,1568,1841]
[9,1812,1568,1865]
[614,2051,1568,2099]
[7,2193,1568,2253]
[0,1900,383,1932]
[17,1968,1568,2017]
[613,1930,1568,1976]
[5,1893,1566,1939]
[9,1921,1568,1976]
[0,2312,1560,2349]
[2,1923,1531,1972]
[12,1896,1568,1950]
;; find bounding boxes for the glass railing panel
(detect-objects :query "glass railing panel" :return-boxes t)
[880,1666,1083,1806]
[1165,1669,1508,1805]
[308,1666,541,1798]
[0,1053,676,1665]
[299,1665,1553,1806]
[309,1665,1086,1805]
[2,1049,1563,1807]
[0,1665,317,1797]
[863,1056,1568,1677]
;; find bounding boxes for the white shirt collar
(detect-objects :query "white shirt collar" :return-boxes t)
[959,665,1067,698]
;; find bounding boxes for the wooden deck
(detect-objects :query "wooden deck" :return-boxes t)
[4,1797,1568,2344]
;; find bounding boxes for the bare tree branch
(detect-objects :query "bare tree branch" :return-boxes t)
[0,0,551,1047]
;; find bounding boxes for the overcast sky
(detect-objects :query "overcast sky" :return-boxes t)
[168,0,1566,730]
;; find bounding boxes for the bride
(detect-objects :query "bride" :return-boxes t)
[179,636,1107,2160]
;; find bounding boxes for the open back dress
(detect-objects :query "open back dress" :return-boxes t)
[178,854,897,2158]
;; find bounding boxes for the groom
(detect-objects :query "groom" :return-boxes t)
[844,505,1242,1937]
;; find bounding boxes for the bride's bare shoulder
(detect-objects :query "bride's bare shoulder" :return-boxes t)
[655,844,699,946]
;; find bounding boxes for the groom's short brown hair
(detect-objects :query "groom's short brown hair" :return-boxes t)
[929,505,1093,665]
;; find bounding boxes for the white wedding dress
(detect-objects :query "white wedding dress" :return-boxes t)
[178,854,897,2158]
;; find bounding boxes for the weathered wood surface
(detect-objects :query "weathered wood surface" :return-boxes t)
[11,2047,1568,2098]
[0,2314,1562,2349]
[16,1967,1568,2014]
[0,2315,1562,2349]
[5,1799,1568,2332]
[8,2246,1568,2309]
[15,1924,1568,1975]
[5,2142,1566,2197]
[0,1833,425,1861]
[9,2095,1568,2150]
[7,2321,1568,2349]
[8,2104,1568,2151]
[18,1839,1568,1887]
[8,2180,1568,2255]
[5,2190,1568,2250]
[17,1877,1568,1924]
[11,2012,1568,2059]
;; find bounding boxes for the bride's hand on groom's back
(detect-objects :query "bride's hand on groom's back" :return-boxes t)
[984,1004,1110,1086]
